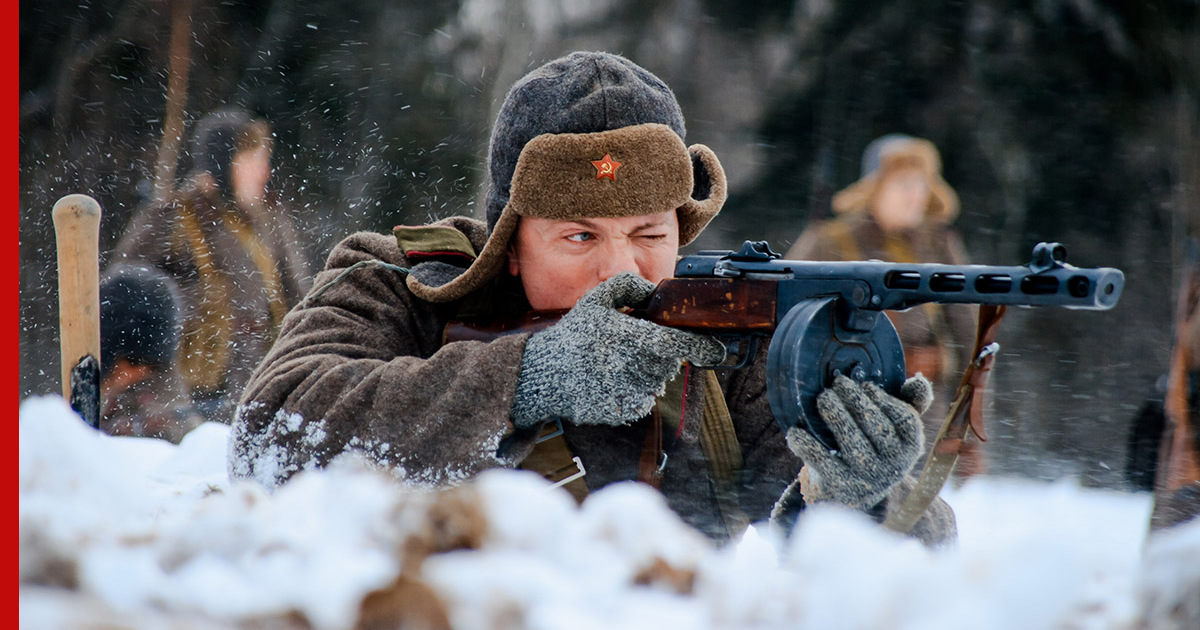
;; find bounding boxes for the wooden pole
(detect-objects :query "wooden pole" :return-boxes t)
[52,194,102,427]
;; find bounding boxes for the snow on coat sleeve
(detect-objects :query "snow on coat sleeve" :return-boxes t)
[228,230,534,490]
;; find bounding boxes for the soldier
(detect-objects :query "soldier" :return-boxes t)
[229,52,955,546]
[1149,246,1200,531]
[98,263,203,443]
[786,134,984,481]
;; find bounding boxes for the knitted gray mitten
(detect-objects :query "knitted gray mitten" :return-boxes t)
[785,373,932,509]
[511,272,726,429]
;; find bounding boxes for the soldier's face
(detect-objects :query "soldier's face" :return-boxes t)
[507,211,680,311]
[872,166,930,232]
[232,144,272,207]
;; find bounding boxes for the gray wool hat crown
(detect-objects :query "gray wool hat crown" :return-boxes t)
[99,263,184,376]
[485,51,687,232]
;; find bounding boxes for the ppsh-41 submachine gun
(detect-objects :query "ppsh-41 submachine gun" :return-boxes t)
[640,240,1124,450]
[446,241,1124,451]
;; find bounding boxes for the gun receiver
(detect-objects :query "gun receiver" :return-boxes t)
[643,240,1124,449]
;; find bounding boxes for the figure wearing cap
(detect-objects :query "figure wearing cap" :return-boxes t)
[229,53,956,545]
[114,107,314,423]
[786,134,983,479]
[97,263,204,443]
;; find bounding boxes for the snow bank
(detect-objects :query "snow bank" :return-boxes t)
[18,395,1200,630]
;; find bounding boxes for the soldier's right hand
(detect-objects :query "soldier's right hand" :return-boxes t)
[510,271,726,429]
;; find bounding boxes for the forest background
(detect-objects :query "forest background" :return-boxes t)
[18,0,1200,489]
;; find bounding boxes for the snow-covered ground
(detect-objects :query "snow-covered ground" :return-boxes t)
[18,395,1200,630]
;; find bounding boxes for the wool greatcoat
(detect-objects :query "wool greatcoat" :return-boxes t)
[230,216,956,544]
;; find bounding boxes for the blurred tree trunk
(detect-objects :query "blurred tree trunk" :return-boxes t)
[150,0,193,205]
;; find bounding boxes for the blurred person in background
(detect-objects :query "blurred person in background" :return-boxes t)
[786,134,983,482]
[99,263,203,443]
[113,107,313,422]
[1149,243,1200,532]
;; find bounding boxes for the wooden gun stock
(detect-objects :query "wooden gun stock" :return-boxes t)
[442,278,778,345]
[640,278,777,332]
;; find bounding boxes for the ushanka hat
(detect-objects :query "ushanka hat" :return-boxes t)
[99,263,183,377]
[399,51,727,303]
[831,134,959,224]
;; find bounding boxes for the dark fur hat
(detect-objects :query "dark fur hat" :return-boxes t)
[99,264,183,375]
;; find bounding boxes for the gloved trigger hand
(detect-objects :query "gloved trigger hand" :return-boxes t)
[511,272,726,429]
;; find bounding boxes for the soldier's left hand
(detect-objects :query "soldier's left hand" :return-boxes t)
[785,373,932,510]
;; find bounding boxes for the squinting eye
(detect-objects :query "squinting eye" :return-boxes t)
[636,232,669,243]
[566,232,593,243]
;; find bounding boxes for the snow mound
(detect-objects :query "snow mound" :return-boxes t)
[18,395,1200,630]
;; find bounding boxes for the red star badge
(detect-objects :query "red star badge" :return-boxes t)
[591,153,622,181]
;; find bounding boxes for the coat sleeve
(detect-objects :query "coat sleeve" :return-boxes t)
[228,231,536,489]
